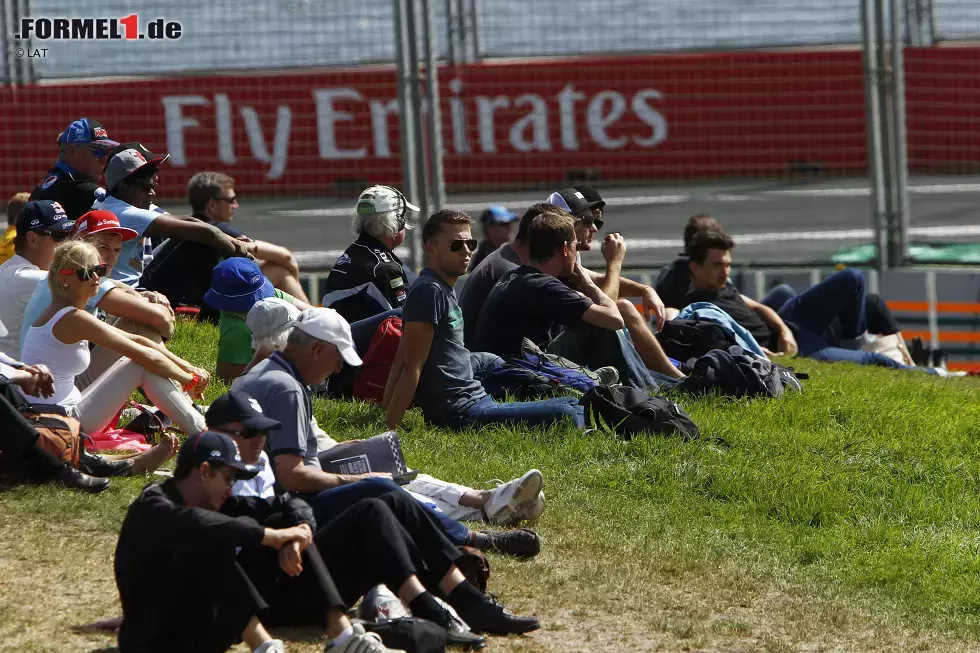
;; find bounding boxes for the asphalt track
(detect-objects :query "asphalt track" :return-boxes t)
[151,175,980,271]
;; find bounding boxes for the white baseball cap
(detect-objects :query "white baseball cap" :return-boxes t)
[357,186,419,217]
[246,297,301,340]
[293,307,362,366]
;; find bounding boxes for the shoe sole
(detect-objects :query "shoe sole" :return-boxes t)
[496,470,543,525]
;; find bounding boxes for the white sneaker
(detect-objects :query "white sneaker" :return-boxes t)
[254,640,285,653]
[484,469,543,526]
[520,490,546,521]
[325,623,406,653]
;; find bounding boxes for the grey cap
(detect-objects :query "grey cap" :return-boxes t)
[105,147,170,190]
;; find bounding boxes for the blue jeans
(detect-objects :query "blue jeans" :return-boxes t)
[761,284,796,312]
[447,394,584,430]
[777,268,867,357]
[299,477,470,545]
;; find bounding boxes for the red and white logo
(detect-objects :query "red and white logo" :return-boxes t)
[129,150,147,164]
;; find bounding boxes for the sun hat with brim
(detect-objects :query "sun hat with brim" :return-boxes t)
[204,258,275,313]
[74,210,139,241]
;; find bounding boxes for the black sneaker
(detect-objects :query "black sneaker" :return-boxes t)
[54,464,110,494]
[479,529,541,558]
[460,595,541,636]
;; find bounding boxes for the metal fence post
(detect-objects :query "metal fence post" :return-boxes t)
[405,0,429,270]
[889,0,911,266]
[861,0,891,271]
[468,0,481,61]
[421,0,447,217]
[394,0,422,271]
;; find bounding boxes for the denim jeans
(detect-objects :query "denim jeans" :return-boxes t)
[299,476,470,545]
[777,268,867,357]
[547,323,660,392]
[446,394,584,430]
[761,284,796,312]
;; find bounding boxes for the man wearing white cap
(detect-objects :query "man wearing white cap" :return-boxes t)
[93,142,252,288]
[322,185,419,324]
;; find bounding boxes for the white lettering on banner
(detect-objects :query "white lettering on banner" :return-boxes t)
[448,78,469,155]
[556,84,586,151]
[162,95,208,166]
[370,98,399,158]
[475,96,510,153]
[587,90,628,149]
[214,94,236,164]
[241,105,291,180]
[632,90,668,147]
[509,94,551,152]
[313,88,367,160]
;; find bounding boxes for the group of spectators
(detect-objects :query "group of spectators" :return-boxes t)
[0,116,956,653]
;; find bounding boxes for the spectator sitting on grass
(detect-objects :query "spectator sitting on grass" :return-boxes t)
[0,192,30,266]
[234,306,548,536]
[471,211,683,389]
[384,209,585,431]
[322,185,419,324]
[139,171,310,322]
[204,257,312,382]
[683,229,922,370]
[0,201,75,359]
[20,210,177,390]
[467,205,518,273]
[20,239,209,437]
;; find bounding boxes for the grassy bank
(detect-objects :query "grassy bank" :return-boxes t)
[2,319,980,652]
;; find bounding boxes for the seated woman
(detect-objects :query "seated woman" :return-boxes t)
[20,240,209,437]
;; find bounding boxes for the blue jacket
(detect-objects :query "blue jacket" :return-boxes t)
[677,302,768,358]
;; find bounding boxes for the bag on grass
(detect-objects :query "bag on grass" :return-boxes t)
[20,402,85,469]
[482,338,608,400]
[353,316,403,403]
[454,545,491,594]
[655,318,739,362]
[579,385,699,440]
[362,618,447,653]
[679,345,804,399]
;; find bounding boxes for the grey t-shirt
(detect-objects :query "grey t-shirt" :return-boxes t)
[458,243,521,348]
[231,352,320,470]
[403,268,486,425]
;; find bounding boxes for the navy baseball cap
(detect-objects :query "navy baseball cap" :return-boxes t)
[479,205,518,225]
[175,430,260,480]
[16,200,75,234]
[205,391,282,432]
[57,118,119,149]
[204,258,275,314]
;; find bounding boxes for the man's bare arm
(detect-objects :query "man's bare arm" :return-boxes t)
[385,322,434,430]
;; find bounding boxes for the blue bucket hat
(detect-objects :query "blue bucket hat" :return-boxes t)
[204,258,275,313]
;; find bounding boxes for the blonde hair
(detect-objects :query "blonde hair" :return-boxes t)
[48,239,99,299]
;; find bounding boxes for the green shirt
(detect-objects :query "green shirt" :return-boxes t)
[217,289,295,365]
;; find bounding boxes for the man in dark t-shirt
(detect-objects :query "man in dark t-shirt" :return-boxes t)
[30,118,119,220]
[384,209,583,431]
[684,230,911,368]
[467,205,518,273]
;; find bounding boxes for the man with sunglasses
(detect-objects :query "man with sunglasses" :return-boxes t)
[30,118,119,221]
[95,144,253,288]
[323,186,419,324]
[385,209,584,431]
[0,201,75,357]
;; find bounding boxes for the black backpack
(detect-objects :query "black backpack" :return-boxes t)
[656,318,739,362]
[579,385,700,440]
[678,346,805,399]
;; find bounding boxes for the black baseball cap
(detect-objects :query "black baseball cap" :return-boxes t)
[573,184,606,211]
[175,430,260,479]
[17,200,75,234]
[205,391,282,432]
[546,188,604,216]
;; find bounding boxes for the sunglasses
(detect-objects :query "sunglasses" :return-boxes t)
[449,238,478,252]
[58,263,107,282]
[578,213,604,231]
[40,230,72,242]
[214,195,239,205]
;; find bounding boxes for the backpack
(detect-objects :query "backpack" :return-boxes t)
[481,338,608,400]
[352,316,403,403]
[678,345,805,399]
[579,384,700,440]
[656,318,739,362]
[20,402,86,469]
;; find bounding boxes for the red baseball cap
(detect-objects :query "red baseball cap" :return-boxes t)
[74,210,139,241]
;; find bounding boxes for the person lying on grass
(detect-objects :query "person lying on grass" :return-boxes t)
[384,209,585,431]
[19,239,209,437]
[233,307,547,541]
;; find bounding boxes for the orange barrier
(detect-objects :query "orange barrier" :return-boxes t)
[887,301,980,314]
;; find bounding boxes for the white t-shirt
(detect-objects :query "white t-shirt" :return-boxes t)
[0,255,48,359]
[93,196,160,287]
[232,450,276,499]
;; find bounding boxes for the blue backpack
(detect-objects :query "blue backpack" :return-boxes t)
[481,338,610,400]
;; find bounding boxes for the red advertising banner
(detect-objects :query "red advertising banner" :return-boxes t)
[0,47,976,200]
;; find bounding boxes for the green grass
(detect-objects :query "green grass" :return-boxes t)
[3,318,980,651]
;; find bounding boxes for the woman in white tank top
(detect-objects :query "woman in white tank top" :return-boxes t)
[21,240,209,436]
